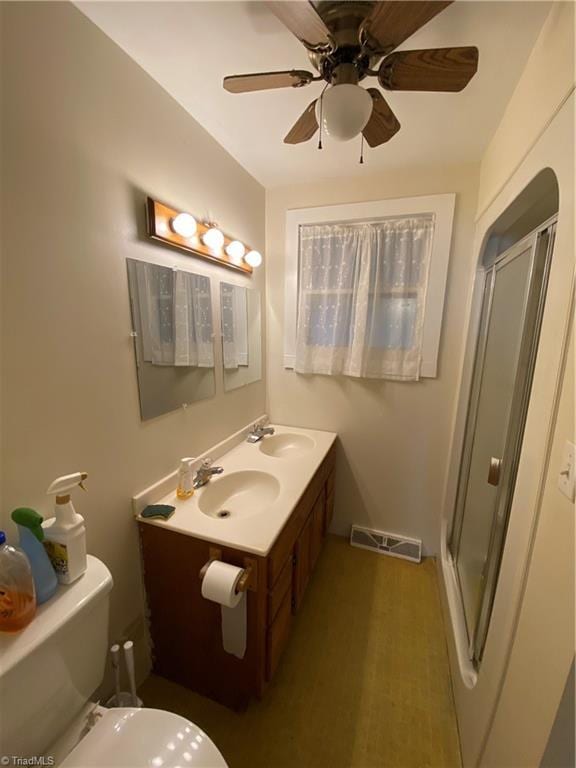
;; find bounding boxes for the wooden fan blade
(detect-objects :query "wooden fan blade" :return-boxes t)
[266,1,332,50]
[379,47,479,92]
[223,70,314,93]
[362,89,400,147]
[284,100,319,144]
[363,1,453,52]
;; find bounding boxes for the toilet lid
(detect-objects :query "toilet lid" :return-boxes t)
[60,707,228,768]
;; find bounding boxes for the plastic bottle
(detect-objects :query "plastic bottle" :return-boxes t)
[176,458,195,500]
[0,531,37,632]
[10,509,58,605]
[43,472,88,585]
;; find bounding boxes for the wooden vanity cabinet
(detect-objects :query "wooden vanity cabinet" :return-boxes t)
[138,445,335,710]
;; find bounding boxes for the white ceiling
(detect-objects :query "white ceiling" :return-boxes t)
[77,1,551,188]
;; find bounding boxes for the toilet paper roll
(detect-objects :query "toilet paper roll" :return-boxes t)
[201,560,246,659]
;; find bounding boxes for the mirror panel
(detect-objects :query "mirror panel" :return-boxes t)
[220,282,262,391]
[127,258,215,420]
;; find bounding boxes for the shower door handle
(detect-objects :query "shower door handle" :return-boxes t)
[488,457,502,486]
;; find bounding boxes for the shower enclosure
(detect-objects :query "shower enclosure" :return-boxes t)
[449,218,556,665]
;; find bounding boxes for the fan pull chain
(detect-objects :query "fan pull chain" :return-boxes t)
[318,83,328,150]
[359,134,365,164]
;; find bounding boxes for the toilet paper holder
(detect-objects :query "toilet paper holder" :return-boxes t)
[199,547,257,593]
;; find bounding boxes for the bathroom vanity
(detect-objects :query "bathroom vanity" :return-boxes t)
[136,425,337,709]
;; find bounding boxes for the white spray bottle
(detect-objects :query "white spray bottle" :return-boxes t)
[43,472,88,584]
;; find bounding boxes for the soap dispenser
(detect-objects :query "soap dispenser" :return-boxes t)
[11,508,58,604]
[43,472,88,584]
[177,458,195,500]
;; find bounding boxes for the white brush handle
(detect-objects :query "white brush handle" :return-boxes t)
[123,640,137,707]
[110,644,121,703]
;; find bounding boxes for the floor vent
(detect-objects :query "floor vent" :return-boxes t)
[350,525,422,563]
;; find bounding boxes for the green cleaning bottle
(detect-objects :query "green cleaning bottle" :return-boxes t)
[11,508,58,604]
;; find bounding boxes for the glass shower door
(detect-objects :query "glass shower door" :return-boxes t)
[450,224,554,664]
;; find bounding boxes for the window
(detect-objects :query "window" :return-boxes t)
[284,194,455,379]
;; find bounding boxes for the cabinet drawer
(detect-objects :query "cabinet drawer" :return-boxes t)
[266,587,292,680]
[268,554,292,627]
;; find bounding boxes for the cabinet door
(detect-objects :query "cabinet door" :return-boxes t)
[266,586,292,680]
[325,470,335,532]
[310,489,325,570]
[293,514,312,613]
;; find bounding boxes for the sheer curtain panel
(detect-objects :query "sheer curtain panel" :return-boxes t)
[295,216,434,380]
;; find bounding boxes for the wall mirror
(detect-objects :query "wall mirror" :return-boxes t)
[127,258,215,420]
[220,282,262,391]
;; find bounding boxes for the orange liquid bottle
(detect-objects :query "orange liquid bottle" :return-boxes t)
[0,532,37,633]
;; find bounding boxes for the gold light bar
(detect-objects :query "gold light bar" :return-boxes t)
[146,197,255,275]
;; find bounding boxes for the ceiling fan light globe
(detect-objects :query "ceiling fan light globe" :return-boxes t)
[316,84,373,142]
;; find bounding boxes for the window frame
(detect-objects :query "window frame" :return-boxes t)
[284,194,456,378]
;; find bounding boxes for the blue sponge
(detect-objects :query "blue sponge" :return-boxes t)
[141,504,175,520]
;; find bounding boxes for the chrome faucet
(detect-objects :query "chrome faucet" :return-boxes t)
[247,419,275,443]
[193,458,224,489]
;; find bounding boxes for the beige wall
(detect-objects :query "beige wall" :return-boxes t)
[265,165,479,553]
[477,2,575,217]
[0,2,265,677]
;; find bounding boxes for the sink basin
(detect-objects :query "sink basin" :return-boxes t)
[259,433,315,459]
[198,470,280,519]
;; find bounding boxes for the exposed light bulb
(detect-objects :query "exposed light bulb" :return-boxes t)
[171,212,197,238]
[202,227,225,251]
[244,250,262,268]
[315,84,373,142]
[225,240,246,262]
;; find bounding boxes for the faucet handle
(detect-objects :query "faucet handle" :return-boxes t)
[201,457,214,468]
[256,416,269,428]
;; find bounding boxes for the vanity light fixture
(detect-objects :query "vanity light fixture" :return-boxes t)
[225,240,246,263]
[244,250,263,268]
[146,197,262,275]
[170,212,197,238]
[202,227,225,252]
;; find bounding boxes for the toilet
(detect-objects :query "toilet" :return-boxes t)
[0,555,227,767]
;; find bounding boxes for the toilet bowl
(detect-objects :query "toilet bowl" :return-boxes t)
[0,555,227,767]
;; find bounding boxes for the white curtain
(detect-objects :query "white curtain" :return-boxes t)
[134,261,214,368]
[295,216,434,380]
[221,283,249,370]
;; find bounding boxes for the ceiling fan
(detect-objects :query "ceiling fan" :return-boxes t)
[223,1,478,148]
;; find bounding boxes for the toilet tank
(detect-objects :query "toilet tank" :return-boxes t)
[0,555,113,759]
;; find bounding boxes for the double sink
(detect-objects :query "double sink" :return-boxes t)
[137,424,336,556]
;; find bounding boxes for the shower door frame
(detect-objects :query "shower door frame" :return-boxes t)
[449,216,556,665]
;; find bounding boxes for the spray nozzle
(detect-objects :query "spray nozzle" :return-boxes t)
[47,472,88,499]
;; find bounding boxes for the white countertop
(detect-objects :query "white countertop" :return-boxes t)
[137,425,337,556]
